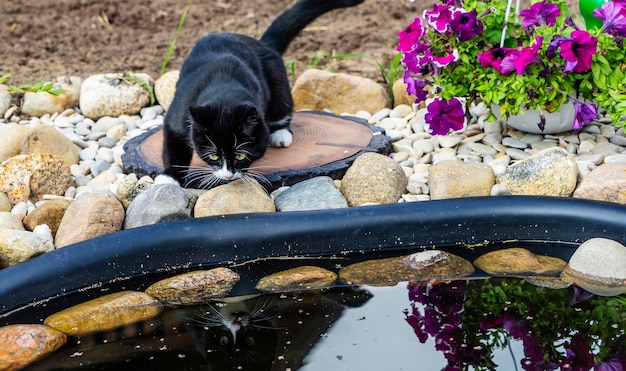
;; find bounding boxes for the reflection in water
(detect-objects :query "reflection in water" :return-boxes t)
[23,279,626,370]
[405,279,626,370]
[26,287,372,370]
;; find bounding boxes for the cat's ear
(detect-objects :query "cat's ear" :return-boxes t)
[189,105,215,127]
[189,106,203,123]
[240,107,262,136]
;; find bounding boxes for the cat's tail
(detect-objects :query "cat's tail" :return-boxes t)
[260,0,364,55]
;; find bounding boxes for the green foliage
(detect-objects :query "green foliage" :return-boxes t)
[0,73,65,96]
[161,2,193,76]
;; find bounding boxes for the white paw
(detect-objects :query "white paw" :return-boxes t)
[269,128,293,147]
[154,174,180,186]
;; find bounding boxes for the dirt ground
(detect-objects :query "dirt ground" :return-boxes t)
[0,0,427,87]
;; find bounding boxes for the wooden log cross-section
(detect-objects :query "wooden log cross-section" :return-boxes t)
[121,111,391,191]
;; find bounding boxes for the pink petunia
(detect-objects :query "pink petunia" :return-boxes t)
[397,17,426,53]
[513,36,543,75]
[560,30,598,73]
[477,48,519,75]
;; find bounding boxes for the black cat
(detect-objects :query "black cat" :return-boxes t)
[158,0,364,188]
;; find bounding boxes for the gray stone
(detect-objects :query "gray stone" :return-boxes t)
[561,238,626,296]
[124,184,197,229]
[274,176,348,211]
[497,147,578,197]
[501,137,528,149]
[340,152,408,206]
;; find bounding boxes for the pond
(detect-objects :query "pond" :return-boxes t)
[14,277,626,370]
[1,197,626,370]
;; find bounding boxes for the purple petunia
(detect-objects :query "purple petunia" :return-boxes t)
[594,1,626,37]
[449,9,484,42]
[561,337,595,371]
[560,30,598,73]
[403,71,429,103]
[424,97,466,135]
[424,2,456,33]
[572,98,599,130]
[519,1,561,28]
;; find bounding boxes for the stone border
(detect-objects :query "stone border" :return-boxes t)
[1,196,626,320]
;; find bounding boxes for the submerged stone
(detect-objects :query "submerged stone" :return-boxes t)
[473,247,567,276]
[256,266,338,292]
[44,291,162,336]
[561,238,626,296]
[145,268,240,305]
[0,324,66,370]
[338,250,474,286]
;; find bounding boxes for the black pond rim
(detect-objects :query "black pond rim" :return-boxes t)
[1,195,625,318]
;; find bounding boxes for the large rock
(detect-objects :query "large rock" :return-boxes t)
[0,193,10,212]
[274,176,348,211]
[124,184,197,229]
[0,153,74,206]
[0,124,30,163]
[292,69,391,114]
[194,179,275,217]
[561,238,626,296]
[0,211,25,230]
[145,268,240,305]
[497,147,578,196]
[54,193,125,248]
[20,76,81,116]
[573,162,626,204]
[20,125,80,166]
[340,152,408,206]
[339,250,474,285]
[0,228,55,268]
[44,291,163,336]
[429,160,495,200]
[256,266,337,292]
[79,73,153,120]
[154,70,179,111]
[0,324,67,370]
[473,247,567,276]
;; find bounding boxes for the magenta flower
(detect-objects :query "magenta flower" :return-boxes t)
[397,17,426,53]
[403,71,429,103]
[425,97,466,135]
[449,9,484,42]
[478,48,518,75]
[594,1,626,37]
[424,2,455,33]
[560,30,598,73]
[519,1,561,28]
[431,49,460,68]
[513,36,544,75]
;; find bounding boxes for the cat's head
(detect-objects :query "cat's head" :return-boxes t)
[188,103,269,186]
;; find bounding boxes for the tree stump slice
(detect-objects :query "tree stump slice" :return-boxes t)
[122,111,391,190]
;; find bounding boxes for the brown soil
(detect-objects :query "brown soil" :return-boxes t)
[0,0,427,87]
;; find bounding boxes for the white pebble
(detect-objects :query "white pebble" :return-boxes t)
[368,108,392,124]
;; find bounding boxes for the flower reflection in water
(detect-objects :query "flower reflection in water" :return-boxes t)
[404,279,626,370]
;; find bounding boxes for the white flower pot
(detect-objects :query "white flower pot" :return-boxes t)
[491,100,576,134]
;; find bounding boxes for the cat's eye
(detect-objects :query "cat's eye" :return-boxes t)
[208,154,219,161]
[219,336,229,346]
[234,153,246,161]
[245,337,256,347]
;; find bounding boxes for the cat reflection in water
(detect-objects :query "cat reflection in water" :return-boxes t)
[186,297,279,370]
